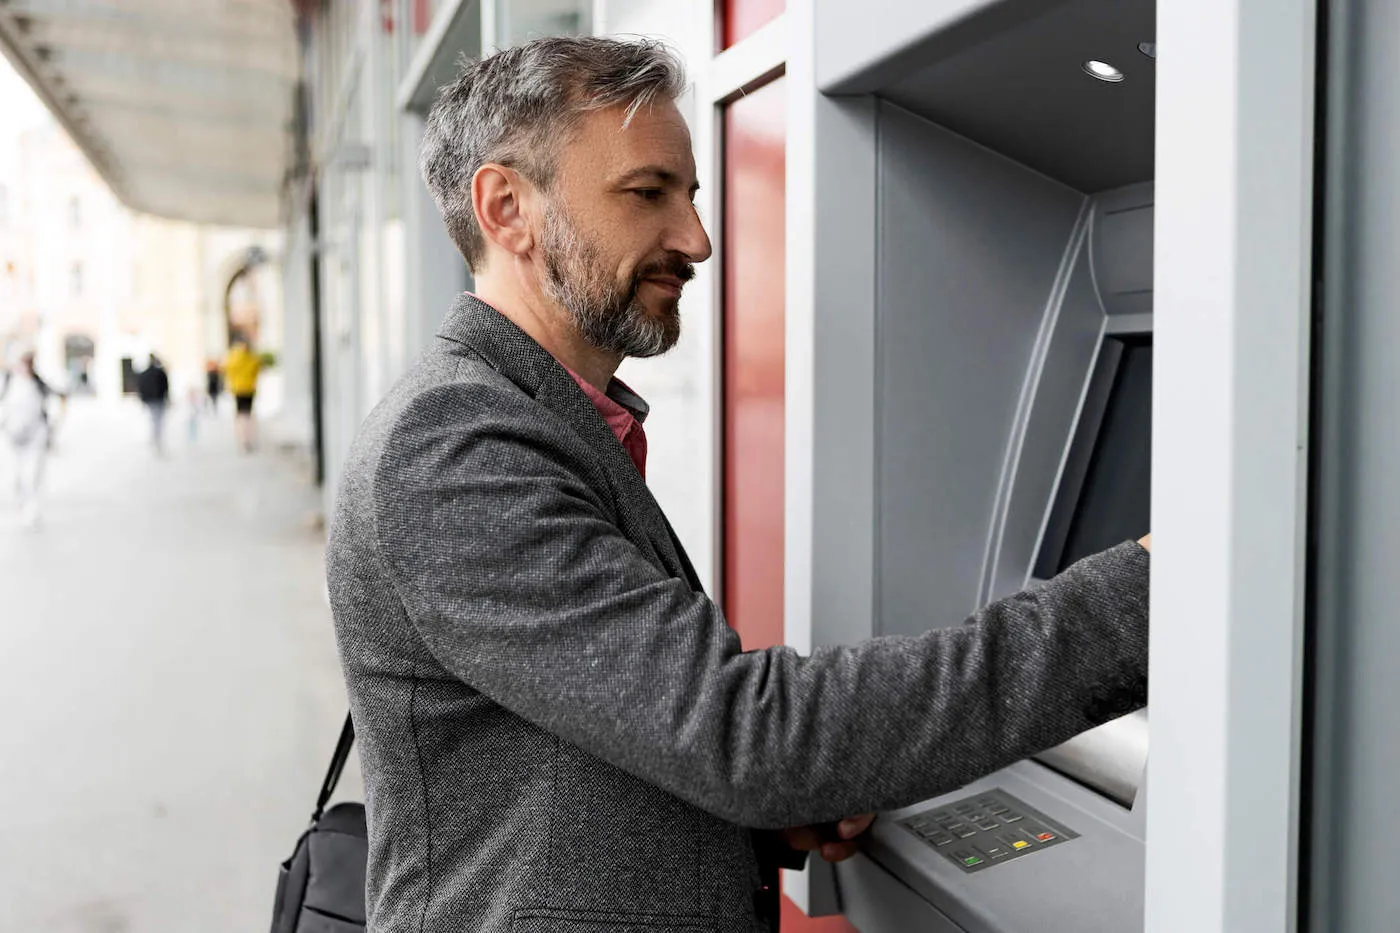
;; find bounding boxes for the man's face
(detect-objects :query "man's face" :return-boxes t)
[535,99,712,359]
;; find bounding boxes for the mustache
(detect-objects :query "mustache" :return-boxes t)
[634,256,696,284]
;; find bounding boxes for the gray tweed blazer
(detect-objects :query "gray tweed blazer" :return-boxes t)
[326,294,1150,933]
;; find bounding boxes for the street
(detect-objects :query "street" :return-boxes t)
[0,397,357,932]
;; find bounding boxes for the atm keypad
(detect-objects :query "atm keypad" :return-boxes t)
[899,789,1079,874]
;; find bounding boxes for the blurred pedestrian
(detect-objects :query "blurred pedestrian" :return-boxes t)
[225,337,262,453]
[205,359,223,413]
[1,352,55,528]
[186,386,202,445]
[136,354,171,456]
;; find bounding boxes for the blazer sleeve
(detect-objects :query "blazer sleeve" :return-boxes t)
[372,382,1150,830]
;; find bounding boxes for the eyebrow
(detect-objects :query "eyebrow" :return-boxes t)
[615,166,701,192]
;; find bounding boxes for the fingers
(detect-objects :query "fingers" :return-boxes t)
[820,814,877,862]
[838,813,876,839]
[820,841,860,862]
[781,826,824,851]
[821,842,853,862]
[785,814,879,859]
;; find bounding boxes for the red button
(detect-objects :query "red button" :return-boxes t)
[1037,832,1056,842]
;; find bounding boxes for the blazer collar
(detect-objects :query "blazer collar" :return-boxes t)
[436,293,690,583]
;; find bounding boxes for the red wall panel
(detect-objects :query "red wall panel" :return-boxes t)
[722,76,859,933]
[723,77,787,655]
[719,0,786,51]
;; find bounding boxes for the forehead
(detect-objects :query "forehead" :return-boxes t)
[558,100,697,183]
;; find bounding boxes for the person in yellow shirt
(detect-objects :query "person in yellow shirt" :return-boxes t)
[225,337,262,453]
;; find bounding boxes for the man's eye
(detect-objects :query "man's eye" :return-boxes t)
[633,188,664,202]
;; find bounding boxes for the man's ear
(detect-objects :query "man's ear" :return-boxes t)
[473,164,535,259]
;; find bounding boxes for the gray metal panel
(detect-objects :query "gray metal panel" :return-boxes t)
[1092,184,1155,316]
[817,0,1067,96]
[877,0,1156,194]
[875,100,1084,635]
[810,95,881,646]
[838,853,966,933]
[979,243,1104,603]
[841,764,1145,933]
[1307,0,1400,928]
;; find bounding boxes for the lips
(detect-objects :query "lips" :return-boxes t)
[642,277,683,296]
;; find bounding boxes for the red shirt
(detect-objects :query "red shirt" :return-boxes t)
[563,366,649,480]
[462,293,650,478]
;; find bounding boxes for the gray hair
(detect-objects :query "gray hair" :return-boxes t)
[420,36,687,271]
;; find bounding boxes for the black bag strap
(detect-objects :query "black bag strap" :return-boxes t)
[312,713,356,823]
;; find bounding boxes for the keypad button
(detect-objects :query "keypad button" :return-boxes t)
[930,790,1075,868]
[953,848,984,868]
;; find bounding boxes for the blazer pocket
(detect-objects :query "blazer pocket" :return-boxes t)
[295,905,364,933]
[510,907,715,933]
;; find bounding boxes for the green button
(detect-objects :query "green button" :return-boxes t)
[963,856,983,867]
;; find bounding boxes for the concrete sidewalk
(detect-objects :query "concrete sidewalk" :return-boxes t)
[0,397,359,933]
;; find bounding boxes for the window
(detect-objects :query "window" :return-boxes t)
[718,0,785,51]
[497,0,590,49]
[70,262,84,298]
[1035,336,1153,577]
[68,196,81,229]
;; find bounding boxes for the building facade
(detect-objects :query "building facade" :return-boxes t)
[0,110,284,410]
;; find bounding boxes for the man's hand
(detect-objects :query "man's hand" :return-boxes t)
[781,814,877,863]
[1138,533,1151,552]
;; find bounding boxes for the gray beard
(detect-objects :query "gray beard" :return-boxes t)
[539,204,680,360]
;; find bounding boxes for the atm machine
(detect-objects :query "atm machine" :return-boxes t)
[798,0,1161,929]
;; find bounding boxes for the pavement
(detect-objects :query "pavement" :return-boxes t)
[0,396,360,933]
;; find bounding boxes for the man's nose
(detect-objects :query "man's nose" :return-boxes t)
[670,204,713,263]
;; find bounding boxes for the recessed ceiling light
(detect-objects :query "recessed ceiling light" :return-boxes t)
[1138,42,1157,60]
[1083,60,1126,83]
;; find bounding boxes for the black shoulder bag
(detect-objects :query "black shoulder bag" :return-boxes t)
[270,714,368,933]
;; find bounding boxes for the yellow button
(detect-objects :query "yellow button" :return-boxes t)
[1012,840,1031,850]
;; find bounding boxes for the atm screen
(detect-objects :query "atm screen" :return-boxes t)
[1036,337,1152,577]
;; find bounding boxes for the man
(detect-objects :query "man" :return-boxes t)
[327,37,1150,933]
[205,358,223,413]
[136,354,170,456]
[1,352,55,528]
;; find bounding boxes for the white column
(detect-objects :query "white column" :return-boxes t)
[1146,1,1316,930]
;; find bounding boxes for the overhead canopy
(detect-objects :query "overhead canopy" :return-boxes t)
[0,0,298,228]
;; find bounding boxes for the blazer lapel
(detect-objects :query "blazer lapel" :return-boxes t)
[437,295,690,585]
